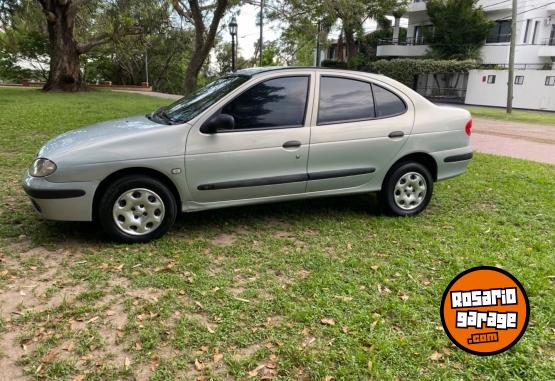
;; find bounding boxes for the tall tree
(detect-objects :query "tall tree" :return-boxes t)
[32,0,155,91]
[172,0,239,94]
[426,0,493,59]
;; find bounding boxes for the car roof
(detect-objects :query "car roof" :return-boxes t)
[231,66,371,77]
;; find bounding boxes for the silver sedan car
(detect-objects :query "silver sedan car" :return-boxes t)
[23,67,473,242]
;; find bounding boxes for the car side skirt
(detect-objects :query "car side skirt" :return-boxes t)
[197,167,376,191]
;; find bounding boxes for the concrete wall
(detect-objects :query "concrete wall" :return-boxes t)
[465,69,555,111]
[376,44,428,57]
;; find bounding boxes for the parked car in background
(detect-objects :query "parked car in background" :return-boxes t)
[23,67,473,242]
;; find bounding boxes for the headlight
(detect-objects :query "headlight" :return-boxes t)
[29,158,57,177]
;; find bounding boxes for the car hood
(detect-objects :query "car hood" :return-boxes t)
[38,115,190,164]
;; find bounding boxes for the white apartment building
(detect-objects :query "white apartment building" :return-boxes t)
[377,0,555,68]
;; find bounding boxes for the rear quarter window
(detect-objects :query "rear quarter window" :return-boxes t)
[371,84,406,118]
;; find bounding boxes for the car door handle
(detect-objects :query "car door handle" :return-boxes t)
[282,140,302,149]
[388,131,405,139]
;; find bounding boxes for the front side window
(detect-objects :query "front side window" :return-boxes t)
[546,76,555,86]
[318,77,375,125]
[162,76,249,124]
[372,84,406,117]
[221,76,309,130]
[487,75,496,84]
[515,76,524,85]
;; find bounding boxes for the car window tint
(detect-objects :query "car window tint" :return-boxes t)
[221,76,309,130]
[318,77,374,124]
[372,84,406,117]
[164,76,249,124]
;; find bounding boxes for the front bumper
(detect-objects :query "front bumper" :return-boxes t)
[22,171,98,221]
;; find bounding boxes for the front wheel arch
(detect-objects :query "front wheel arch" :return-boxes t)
[92,167,182,222]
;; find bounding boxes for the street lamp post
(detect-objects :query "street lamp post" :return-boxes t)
[229,16,238,72]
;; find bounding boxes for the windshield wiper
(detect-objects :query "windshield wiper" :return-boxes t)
[153,107,175,125]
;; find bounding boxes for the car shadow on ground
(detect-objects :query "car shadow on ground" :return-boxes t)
[32,193,383,245]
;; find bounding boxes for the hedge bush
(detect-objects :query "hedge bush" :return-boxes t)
[362,59,479,87]
[320,59,348,69]
[322,58,479,87]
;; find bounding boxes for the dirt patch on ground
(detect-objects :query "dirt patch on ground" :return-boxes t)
[210,233,237,247]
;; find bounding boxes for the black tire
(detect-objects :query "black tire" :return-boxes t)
[98,175,177,243]
[380,162,433,216]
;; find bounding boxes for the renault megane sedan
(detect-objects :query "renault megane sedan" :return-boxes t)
[23,67,473,242]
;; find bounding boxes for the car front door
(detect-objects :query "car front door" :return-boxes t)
[185,73,314,204]
[307,74,414,193]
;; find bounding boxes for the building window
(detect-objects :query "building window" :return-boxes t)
[523,20,531,43]
[487,75,496,84]
[514,76,524,85]
[531,21,540,44]
[545,76,555,86]
[487,20,512,43]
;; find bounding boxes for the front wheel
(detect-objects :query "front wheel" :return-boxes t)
[98,175,177,243]
[380,162,433,216]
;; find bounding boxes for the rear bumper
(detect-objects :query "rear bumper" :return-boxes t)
[22,171,98,221]
[432,147,473,181]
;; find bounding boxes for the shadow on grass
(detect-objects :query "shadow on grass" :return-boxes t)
[32,193,383,246]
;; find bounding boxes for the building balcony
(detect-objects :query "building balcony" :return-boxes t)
[538,45,555,57]
[376,38,429,57]
[408,0,427,13]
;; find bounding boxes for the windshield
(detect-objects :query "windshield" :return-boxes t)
[156,76,249,124]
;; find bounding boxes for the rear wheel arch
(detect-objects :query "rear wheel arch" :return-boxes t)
[92,167,182,221]
[384,152,438,185]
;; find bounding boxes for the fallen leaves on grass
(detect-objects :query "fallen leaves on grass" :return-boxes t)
[430,351,443,361]
[124,356,131,370]
[41,348,58,363]
[321,318,335,326]
[194,358,204,371]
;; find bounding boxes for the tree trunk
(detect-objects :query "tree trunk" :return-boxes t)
[174,0,229,95]
[183,48,205,94]
[42,2,84,91]
[344,27,357,63]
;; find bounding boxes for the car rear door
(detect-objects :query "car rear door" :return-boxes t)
[185,72,315,203]
[306,73,414,193]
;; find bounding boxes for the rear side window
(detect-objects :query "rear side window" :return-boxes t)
[371,84,407,117]
[318,77,375,124]
[221,76,309,130]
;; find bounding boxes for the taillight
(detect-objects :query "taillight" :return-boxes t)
[465,119,472,136]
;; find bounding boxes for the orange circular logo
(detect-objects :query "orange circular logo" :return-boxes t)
[440,266,529,356]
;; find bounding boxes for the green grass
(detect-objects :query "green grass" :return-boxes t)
[465,105,555,125]
[0,88,554,380]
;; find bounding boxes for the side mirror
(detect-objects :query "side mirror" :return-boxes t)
[200,113,235,134]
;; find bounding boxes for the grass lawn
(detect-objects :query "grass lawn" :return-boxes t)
[0,88,554,380]
[464,105,555,125]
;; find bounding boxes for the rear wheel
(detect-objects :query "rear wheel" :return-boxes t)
[380,162,433,216]
[98,175,177,243]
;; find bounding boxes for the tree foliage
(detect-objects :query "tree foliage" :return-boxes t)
[425,0,494,60]
[268,0,406,65]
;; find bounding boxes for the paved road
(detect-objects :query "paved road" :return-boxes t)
[113,90,554,165]
[471,117,554,165]
[113,89,182,100]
